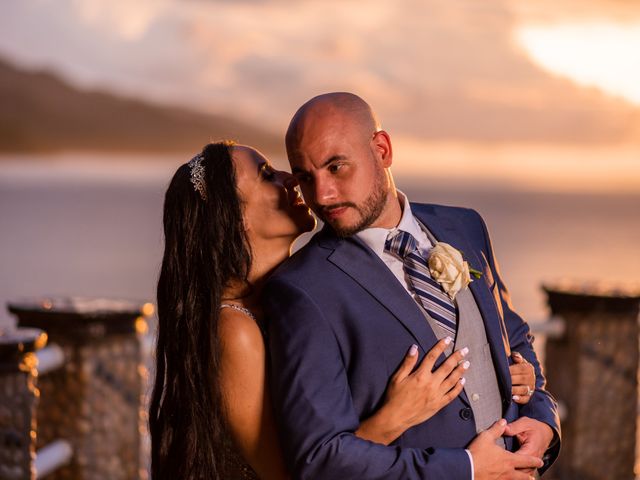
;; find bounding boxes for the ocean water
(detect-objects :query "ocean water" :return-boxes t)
[1,155,639,336]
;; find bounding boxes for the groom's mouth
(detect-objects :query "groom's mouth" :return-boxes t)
[322,205,350,220]
[324,207,347,220]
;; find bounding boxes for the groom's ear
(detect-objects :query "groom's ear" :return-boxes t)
[371,130,393,168]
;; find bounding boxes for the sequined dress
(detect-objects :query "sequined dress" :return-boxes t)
[220,303,261,480]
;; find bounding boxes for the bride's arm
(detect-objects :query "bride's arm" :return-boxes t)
[219,309,289,480]
[356,338,468,445]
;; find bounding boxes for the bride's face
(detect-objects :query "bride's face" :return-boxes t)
[232,145,316,242]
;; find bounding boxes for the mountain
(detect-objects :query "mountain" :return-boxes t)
[0,58,282,155]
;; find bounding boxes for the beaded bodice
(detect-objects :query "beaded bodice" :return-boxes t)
[220,303,257,320]
[224,444,260,479]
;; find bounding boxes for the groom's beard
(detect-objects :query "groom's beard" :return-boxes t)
[319,168,389,238]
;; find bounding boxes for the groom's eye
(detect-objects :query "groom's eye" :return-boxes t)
[328,163,344,174]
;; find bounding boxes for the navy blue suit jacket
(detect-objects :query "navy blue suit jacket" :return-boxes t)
[264,204,560,479]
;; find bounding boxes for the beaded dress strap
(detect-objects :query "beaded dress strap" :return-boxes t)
[220,303,257,321]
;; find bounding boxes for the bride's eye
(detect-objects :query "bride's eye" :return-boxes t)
[261,164,276,181]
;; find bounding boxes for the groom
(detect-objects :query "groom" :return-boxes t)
[263,92,560,479]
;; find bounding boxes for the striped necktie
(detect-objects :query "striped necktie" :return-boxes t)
[385,230,458,335]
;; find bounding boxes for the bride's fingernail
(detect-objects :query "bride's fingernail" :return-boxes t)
[460,347,469,357]
[460,377,466,386]
[512,395,520,401]
[462,361,470,370]
[409,344,418,356]
[444,336,453,345]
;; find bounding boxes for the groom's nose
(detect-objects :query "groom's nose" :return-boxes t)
[312,175,337,206]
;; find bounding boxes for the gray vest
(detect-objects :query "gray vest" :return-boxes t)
[419,224,504,442]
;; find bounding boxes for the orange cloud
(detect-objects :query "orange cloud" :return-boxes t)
[0,0,638,144]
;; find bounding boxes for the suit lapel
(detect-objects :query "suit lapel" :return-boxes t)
[322,232,440,352]
[412,205,512,399]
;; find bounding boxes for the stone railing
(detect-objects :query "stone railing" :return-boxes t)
[540,282,640,480]
[0,328,45,480]
[0,297,153,480]
[1,284,638,480]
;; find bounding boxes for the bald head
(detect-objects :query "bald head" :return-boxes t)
[286,92,381,156]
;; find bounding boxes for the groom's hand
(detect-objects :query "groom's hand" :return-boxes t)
[469,419,543,480]
[504,417,554,474]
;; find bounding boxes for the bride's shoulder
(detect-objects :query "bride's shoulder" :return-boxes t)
[219,305,265,355]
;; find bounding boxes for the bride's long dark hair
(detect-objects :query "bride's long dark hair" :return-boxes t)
[150,141,252,479]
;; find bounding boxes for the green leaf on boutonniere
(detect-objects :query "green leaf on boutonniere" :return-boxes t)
[469,267,483,279]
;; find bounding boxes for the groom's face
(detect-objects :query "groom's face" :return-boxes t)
[288,112,392,237]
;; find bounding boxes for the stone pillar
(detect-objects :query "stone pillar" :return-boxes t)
[8,297,153,480]
[0,328,47,480]
[543,282,640,480]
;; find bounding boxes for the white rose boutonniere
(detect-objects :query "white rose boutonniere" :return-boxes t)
[427,242,482,300]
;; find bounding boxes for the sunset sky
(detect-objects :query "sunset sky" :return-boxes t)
[1,0,639,191]
[1,0,638,330]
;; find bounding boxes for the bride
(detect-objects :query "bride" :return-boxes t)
[149,141,533,479]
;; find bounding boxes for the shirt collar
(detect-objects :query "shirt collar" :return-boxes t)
[355,190,427,256]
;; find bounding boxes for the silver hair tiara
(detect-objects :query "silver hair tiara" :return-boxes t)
[188,153,207,200]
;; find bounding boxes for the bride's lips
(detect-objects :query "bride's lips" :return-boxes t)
[287,189,307,208]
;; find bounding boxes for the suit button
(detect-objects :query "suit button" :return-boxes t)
[459,407,472,421]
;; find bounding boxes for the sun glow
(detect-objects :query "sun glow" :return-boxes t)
[516,22,640,105]
[391,137,640,194]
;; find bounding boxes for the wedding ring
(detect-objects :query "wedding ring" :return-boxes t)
[525,386,533,396]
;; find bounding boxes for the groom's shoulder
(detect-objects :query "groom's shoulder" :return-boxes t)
[411,201,485,224]
[411,202,490,243]
[268,229,334,283]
